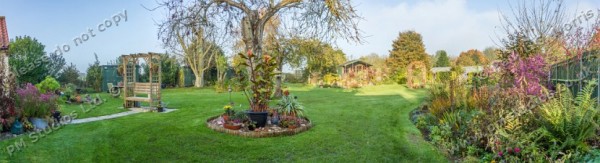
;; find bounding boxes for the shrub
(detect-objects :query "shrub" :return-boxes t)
[36,76,60,94]
[16,83,57,118]
[538,81,599,155]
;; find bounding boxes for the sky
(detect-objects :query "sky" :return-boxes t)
[1,0,599,72]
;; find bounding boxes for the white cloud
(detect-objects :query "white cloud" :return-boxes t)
[337,0,502,58]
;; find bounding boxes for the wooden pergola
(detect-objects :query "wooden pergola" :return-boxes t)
[121,53,161,109]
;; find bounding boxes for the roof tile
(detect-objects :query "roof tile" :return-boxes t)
[0,16,8,50]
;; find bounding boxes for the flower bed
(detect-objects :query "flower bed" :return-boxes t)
[206,116,312,138]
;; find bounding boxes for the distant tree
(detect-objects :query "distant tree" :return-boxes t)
[434,50,451,67]
[85,54,102,92]
[456,49,489,66]
[359,53,387,69]
[46,52,66,79]
[482,47,499,62]
[58,63,81,85]
[160,53,180,87]
[8,36,48,84]
[387,31,429,83]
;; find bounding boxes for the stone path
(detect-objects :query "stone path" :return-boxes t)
[68,108,178,124]
[69,110,142,124]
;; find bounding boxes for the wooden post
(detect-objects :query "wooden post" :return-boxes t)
[123,56,128,108]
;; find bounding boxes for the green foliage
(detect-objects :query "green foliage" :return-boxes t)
[46,51,66,79]
[387,31,430,83]
[237,51,278,112]
[434,50,451,67]
[161,53,181,87]
[8,36,49,84]
[482,47,499,61]
[276,93,305,117]
[58,63,81,86]
[539,81,599,154]
[86,54,102,92]
[35,76,60,94]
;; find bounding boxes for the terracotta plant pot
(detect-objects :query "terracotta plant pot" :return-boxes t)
[223,123,241,130]
[222,115,229,121]
[288,125,297,130]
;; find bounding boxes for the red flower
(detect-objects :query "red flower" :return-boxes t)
[247,50,254,58]
[498,151,503,157]
[514,147,521,153]
[283,90,290,96]
[507,148,513,154]
[263,54,271,62]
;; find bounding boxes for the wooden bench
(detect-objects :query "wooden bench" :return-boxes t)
[125,83,156,102]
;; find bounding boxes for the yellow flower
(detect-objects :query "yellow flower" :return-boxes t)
[223,105,232,110]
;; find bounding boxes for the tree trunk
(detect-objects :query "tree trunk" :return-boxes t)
[194,72,205,87]
[273,55,284,98]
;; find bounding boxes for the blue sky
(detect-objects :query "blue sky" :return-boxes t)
[1,0,599,72]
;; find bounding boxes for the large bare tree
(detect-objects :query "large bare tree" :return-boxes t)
[155,0,362,110]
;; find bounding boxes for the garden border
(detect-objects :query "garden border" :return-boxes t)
[205,116,313,138]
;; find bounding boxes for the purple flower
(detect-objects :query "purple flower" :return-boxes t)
[514,147,521,153]
[498,151,503,157]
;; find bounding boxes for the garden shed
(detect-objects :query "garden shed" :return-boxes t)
[101,65,123,92]
[549,50,600,102]
[338,60,373,88]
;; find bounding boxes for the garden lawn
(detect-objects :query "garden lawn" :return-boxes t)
[59,93,128,119]
[0,85,446,162]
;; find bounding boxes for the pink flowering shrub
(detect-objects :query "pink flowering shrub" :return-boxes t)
[497,52,548,98]
[16,83,57,118]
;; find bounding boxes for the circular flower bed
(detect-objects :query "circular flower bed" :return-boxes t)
[206,115,312,138]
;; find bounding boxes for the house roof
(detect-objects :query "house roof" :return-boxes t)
[340,60,372,67]
[0,16,7,50]
[431,66,488,73]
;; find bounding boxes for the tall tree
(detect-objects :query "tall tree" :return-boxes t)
[387,31,429,83]
[46,52,66,79]
[85,54,102,92]
[482,47,499,62]
[434,50,450,67]
[455,49,489,66]
[498,0,567,61]
[155,0,362,111]
[8,36,48,84]
[359,53,386,69]
[160,53,180,87]
[58,63,81,85]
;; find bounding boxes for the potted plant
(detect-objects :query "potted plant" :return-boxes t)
[224,111,246,130]
[279,116,298,129]
[276,90,305,117]
[222,104,234,121]
[237,50,279,128]
[16,83,55,130]
[157,103,164,112]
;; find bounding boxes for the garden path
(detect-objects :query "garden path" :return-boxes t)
[69,110,141,124]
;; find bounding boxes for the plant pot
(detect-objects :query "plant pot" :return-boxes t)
[271,116,280,125]
[11,119,23,135]
[288,125,298,130]
[246,111,268,128]
[223,123,241,130]
[29,118,48,130]
[222,115,229,121]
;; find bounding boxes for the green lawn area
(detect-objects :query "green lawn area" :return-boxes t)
[59,93,128,119]
[0,85,446,162]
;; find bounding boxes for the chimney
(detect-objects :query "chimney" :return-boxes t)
[0,16,8,50]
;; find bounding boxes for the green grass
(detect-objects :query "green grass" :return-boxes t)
[59,93,128,119]
[0,85,446,162]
